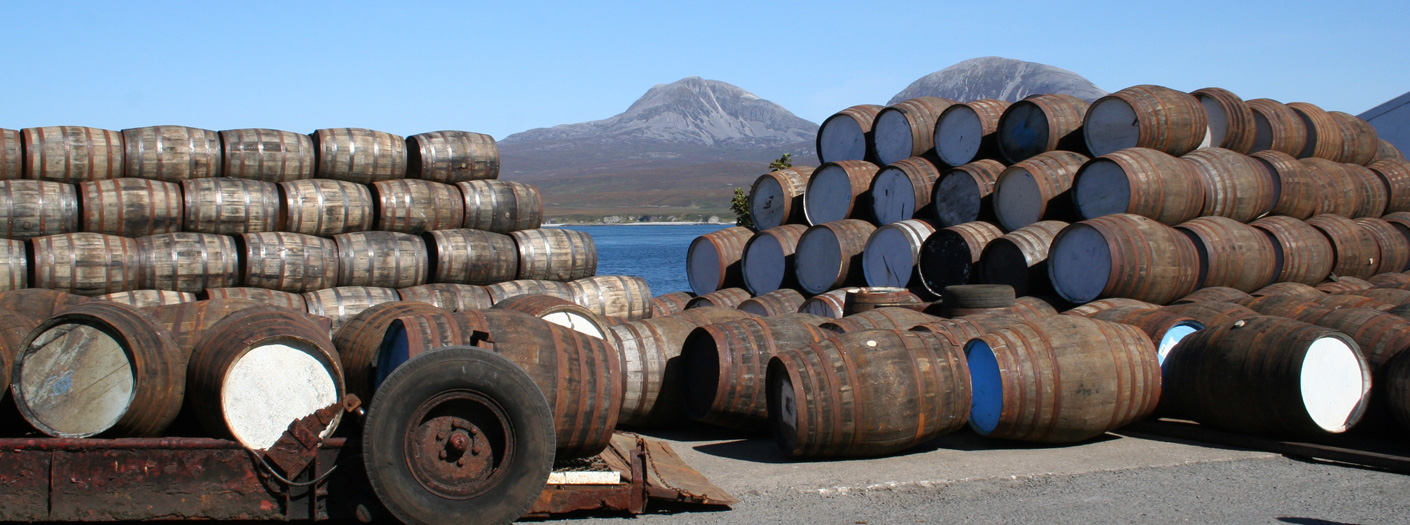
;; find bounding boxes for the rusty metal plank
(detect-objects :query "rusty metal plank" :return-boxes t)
[0,447,51,521]
[641,437,737,506]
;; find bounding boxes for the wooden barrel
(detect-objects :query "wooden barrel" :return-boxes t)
[978,220,1067,297]
[219,128,314,183]
[1316,276,1374,295]
[121,125,221,182]
[1063,297,1159,317]
[186,305,343,450]
[1085,85,1209,157]
[31,232,140,295]
[682,316,831,429]
[181,177,282,234]
[1357,218,1410,273]
[1176,216,1278,291]
[422,228,517,285]
[873,97,956,166]
[1306,214,1380,279]
[1191,87,1256,154]
[605,307,753,427]
[396,283,491,312]
[932,159,1004,228]
[239,232,338,292]
[22,126,124,182]
[332,301,450,402]
[748,167,814,230]
[794,219,876,295]
[1344,163,1390,218]
[737,288,805,317]
[861,219,936,290]
[1239,294,1332,320]
[797,289,848,319]
[996,94,1090,164]
[13,301,183,437]
[768,329,969,458]
[1160,301,1259,328]
[912,313,1020,345]
[512,228,597,282]
[803,160,881,225]
[992,150,1090,231]
[1376,139,1405,163]
[1287,102,1347,162]
[650,291,694,317]
[1090,306,1205,366]
[485,279,574,303]
[1385,348,1410,431]
[1318,293,1391,311]
[1246,99,1308,156]
[1174,286,1252,304]
[303,286,401,334]
[1251,281,1326,301]
[0,307,38,403]
[1251,150,1320,219]
[333,231,428,289]
[0,289,91,320]
[203,287,307,311]
[406,130,499,183]
[917,221,1004,297]
[740,224,808,295]
[0,239,25,291]
[1249,215,1334,285]
[1048,214,1200,305]
[817,104,882,164]
[844,286,923,315]
[311,128,407,184]
[687,226,753,295]
[1296,306,1410,370]
[0,180,78,239]
[1071,147,1204,225]
[143,298,267,353]
[935,99,1011,167]
[1369,272,1410,289]
[0,128,20,179]
[870,157,941,225]
[135,232,239,293]
[1330,111,1379,166]
[457,179,543,233]
[1012,296,1061,320]
[966,315,1160,443]
[566,274,652,320]
[371,179,464,234]
[1163,316,1370,436]
[684,287,752,310]
[1183,148,1276,222]
[821,307,938,334]
[1299,158,1363,217]
[77,178,182,237]
[1369,159,1410,213]
[279,179,375,237]
[96,290,197,308]
[493,294,610,341]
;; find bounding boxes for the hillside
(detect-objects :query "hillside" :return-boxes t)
[889,57,1107,104]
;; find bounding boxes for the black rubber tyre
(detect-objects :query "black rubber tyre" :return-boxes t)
[363,345,555,525]
[941,284,1016,309]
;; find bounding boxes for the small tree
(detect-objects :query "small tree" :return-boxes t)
[770,153,793,171]
[730,187,753,229]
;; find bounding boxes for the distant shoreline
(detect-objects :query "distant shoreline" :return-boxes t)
[544,222,729,227]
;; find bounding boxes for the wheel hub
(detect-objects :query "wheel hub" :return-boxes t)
[403,390,512,499]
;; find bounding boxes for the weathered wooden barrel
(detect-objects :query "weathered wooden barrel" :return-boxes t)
[978,220,1067,297]
[493,294,610,341]
[1369,272,1410,289]
[1246,99,1308,156]
[917,221,1004,296]
[1084,85,1209,157]
[1369,159,1410,213]
[1012,296,1061,320]
[992,150,1090,231]
[303,286,401,334]
[966,315,1160,443]
[1251,281,1326,301]
[0,128,21,179]
[121,125,222,182]
[0,239,25,291]
[0,288,91,319]
[1315,277,1374,295]
[1071,147,1204,225]
[1299,158,1363,218]
[405,130,499,183]
[1344,163,1390,218]
[1317,293,1392,311]
[371,179,464,234]
[395,283,491,312]
[821,306,938,334]
[1384,348,1410,431]
[485,279,574,303]
[1048,214,1200,305]
[311,127,407,184]
[1182,148,1276,222]
[684,287,752,310]
[511,228,597,282]
[1306,214,1380,279]
[181,177,283,234]
[0,180,78,239]
[1176,216,1279,292]
[1160,301,1259,328]
[136,232,239,293]
[143,298,267,353]
[203,287,307,311]
[767,329,969,458]
[332,231,428,289]
[748,166,814,230]
[77,178,182,237]
[940,284,1016,317]
[422,228,517,285]
[650,291,694,317]
[1063,297,1159,317]
[870,157,941,225]
[1286,102,1347,162]
[0,306,38,401]
[219,128,314,183]
[686,226,753,295]
[331,301,452,402]
[737,288,805,317]
[186,305,343,450]
[22,126,124,182]
[1251,150,1319,219]
[996,94,1090,164]
[1330,111,1379,166]
[797,289,849,319]
[1357,218,1410,273]
[873,97,956,166]
[803,160,880,225]
[912,313,1021,345]
[935,99,1011,167]
[1249,215,1334,285]
[861,218,936,290]
[279,179,374,237]
[1376,139,1405,163]
[96,289,197,308]
[1174,286,1251,304]
[566,274,652,320]
[1295,306,1410,371]
[1089,306,1205,366]
[1163,316,1370,436]
[12,301,183,437]
[682,316,831,429]
[239,232,338,292]
[817,104,882,164]
[794,219,876,295]
[31,232,140,295]
[1384,211,1410,246]
[1191,87,1256,154]
[605,307,752,427]
[932,159,1005,228]
[1237,294,1332,320]
[456,179,543,233]
[741,224,808,295]
[843,287,923,315]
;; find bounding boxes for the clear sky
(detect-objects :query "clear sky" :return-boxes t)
[1,1,1405,140]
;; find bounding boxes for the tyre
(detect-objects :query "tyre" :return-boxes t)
[363,345,555,525]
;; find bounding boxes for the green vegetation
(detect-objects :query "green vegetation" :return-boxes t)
[731,153,795,229]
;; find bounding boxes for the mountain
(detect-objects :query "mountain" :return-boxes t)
[888,57,1107,105]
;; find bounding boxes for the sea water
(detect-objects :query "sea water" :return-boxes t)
[558,224,732,295]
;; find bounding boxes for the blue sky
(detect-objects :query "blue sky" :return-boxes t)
[1,1,1405,140]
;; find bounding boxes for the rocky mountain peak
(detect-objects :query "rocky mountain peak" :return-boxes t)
[888,57,1108,105]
